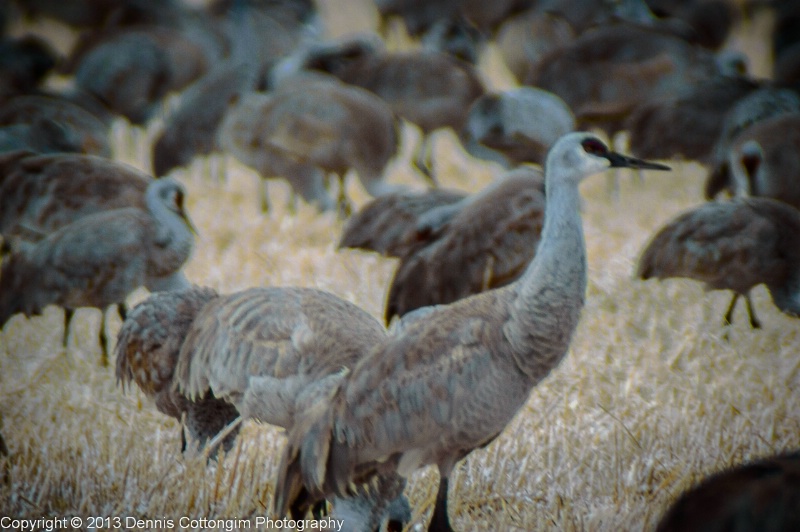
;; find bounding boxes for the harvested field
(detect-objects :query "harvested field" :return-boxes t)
[1,2,798,531]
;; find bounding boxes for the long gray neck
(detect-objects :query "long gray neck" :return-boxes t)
[147,187,194,280]
[504,176,587,381]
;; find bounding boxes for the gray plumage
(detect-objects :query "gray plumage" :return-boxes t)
[496,0,694,85]
[496,9,576,85]
[218,80,402,214]
[530,23,718,139]
[211,0,319,76]
[338,187,468,258]
[152,62,256,177]
[115,286,240,452]
[289,34,485,182]
[116,285,410,530]
[0,94,110,157]
[0,177,195,363]
[385,166,546,324]
[717,112,800,210]
[546,0,708,42]
[637,198,800,329]
[705,88,800,200]
[327,473,410,532]
[0,119,82,156]
[66,26,210,96]
[0,151,150,250]
[656,451,800,532]
[626,76,760,163]
[460,87,576,168]
[274,132,670,531]
[73,32,172,125]
[174,287,388,428]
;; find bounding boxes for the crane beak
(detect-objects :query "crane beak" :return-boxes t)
[173,189,199,236]
[181,210,199,236]
[606,152,671,171]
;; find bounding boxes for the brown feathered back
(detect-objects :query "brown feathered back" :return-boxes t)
[637,198,800,317]
[173,286,387,428]
[115,286,219,416]
[0,152,150,245]
[219,80,402,211]
[338,187,467,257]
[302,36,485,135]
[0,178,194,328]
[0,94,111,157]
[385,167,545,323]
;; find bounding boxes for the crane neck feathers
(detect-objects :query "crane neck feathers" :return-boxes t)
[504,174,587,381]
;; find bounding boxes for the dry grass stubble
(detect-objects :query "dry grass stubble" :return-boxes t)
[2,5,799,530]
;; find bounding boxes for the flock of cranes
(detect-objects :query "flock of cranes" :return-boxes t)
[1,0,800,529]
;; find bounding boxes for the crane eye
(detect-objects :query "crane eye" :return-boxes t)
[581,138,608,156]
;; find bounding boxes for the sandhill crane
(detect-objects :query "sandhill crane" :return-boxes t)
[174,287,388,431]
[705,88,800,200]
[530,23,718,140]
[116,285,411,531]
[152,62,256,178]
[715,112,800,210]
[656,451,800,532]
[496,9,576,85]
[115,286,241,453]
[288,34,485,182]
[0,177,195,365]
[73,32,173,125]
[460,87,576,168]
[626,75,760,164]
[218,80,402,215]
[384,167,546,324]
[0,151,150,251]
[338,187,468,258]
[273,132,670,531]
[637,198,800,329]
[65,26,210,97]
[210,0,320,73]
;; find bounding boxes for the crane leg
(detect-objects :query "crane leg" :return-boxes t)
[744,293,761,329]
[723,293,740,326]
